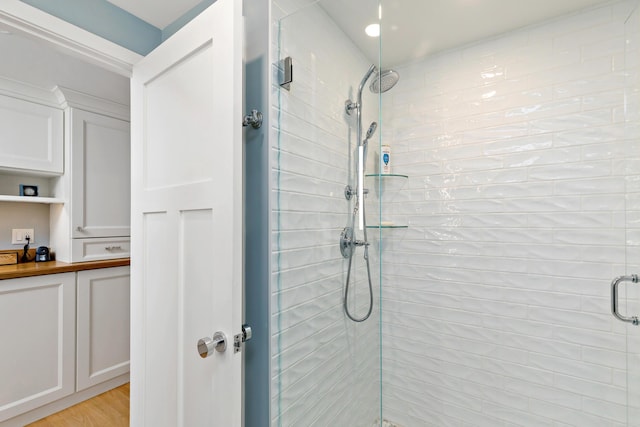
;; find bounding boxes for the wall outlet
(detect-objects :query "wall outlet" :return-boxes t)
[12,228,34,245]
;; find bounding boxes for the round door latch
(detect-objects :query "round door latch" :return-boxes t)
[197,331,227,358]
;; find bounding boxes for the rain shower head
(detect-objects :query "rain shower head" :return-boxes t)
[369,69,400,93]
[345,66,400,115]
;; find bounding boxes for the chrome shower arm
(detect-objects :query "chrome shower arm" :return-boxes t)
[356,64,377,111]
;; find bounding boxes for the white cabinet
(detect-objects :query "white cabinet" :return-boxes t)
[76,267,130,391]
[0,273,76,423]
[50,93,131,263]
[0,94,63,176]
[70,109,130,239]
[0,268,130,425]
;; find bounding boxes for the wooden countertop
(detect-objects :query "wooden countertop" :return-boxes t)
[0,258,130,280]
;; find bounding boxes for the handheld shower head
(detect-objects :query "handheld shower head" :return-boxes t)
[365,121,377,141]
[361,121,377,174]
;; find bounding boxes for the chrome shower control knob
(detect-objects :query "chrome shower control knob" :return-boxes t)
[340,227,354,258]
[197,331,227,358]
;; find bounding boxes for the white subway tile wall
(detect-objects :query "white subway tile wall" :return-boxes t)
[381,1,640,426]
[272,1,381,426]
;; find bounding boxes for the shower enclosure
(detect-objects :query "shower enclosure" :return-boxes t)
[272,0,640,425]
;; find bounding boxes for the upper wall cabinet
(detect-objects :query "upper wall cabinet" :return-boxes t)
[49,87,131,263]
[0,93,63,176]
[70,108,130,239]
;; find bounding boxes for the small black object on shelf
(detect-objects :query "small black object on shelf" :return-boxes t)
[35,246,50,262]
[19,184,38,197]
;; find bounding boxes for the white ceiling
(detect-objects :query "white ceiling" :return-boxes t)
[320,0,615,67]
[103,0,615,66]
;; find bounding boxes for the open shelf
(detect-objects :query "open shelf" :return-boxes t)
[0,195,64,204]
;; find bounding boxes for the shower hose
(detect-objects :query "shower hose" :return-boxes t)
[344,192,374,322]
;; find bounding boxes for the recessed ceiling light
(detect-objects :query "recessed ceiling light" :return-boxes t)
[365,23,380,38]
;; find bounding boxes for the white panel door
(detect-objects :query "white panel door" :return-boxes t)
[130,0,243,426]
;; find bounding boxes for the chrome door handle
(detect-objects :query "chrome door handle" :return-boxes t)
[197,331,227,358]
[611,274,639,325]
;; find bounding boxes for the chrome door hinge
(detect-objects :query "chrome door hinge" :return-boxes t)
[278,56,293,91]
[234,324,252,353]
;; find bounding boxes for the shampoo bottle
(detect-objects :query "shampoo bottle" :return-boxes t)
[381,145,391,174]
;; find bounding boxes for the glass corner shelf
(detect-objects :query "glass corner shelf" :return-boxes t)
[366,224,409,229]
[365,173,408,178]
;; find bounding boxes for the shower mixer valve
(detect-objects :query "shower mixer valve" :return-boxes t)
[339,227,369,258]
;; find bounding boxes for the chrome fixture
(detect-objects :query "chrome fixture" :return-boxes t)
[362,121,377,168]
[279,56,293,91]
[197,331,227,358]
[344,66,399,115]
[341,65,400,323]
[369,69,400,93]
[611,274,639,325]
[345,64,376,116]
[243,109,263,129]
[344,185,355,201]
[234,324,252,353]
[340,227,355,258]
[365,121,378,139]
[340,226,369,259]
[344,185,368,201]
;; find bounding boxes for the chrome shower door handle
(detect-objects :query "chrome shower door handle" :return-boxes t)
[611,274,639,325]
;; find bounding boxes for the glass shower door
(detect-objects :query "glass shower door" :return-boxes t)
[625,2,640,425]
[272,1,382,426]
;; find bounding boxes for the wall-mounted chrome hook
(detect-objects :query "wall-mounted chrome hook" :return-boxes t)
[243,109,263,129]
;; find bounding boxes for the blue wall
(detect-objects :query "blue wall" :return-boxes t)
[20,0,161,55]
[161,0,215,41]
[19,0,216,54]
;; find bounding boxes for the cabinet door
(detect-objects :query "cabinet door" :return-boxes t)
[0,95,63,175]
[76,267,130,391]
[0,273,75,422]
[71,108,130,238]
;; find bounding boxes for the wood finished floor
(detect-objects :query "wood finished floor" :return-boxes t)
[27,383,129,427]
